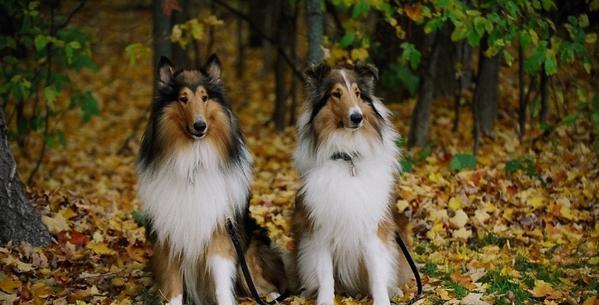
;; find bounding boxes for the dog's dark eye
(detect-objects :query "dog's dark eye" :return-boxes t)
[355,91,360,98]
[331,91,341,99]
[201,95,208,102]
[178,96,188,103]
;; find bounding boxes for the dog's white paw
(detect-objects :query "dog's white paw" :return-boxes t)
[373,299,391,305]
[316,296,334,305]
[167,294,183,305]
[266,292,281,302]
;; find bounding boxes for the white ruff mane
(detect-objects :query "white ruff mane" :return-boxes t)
[137,140,251,259]
[294,97,401,294]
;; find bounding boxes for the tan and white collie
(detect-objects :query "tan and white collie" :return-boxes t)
[293,63,412,305]
[137,55,286,305]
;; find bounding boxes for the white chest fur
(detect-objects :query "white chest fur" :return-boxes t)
[137,141,251,259]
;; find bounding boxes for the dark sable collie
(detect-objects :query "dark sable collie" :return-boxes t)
[293,63,411,305]
[137,55,286,305]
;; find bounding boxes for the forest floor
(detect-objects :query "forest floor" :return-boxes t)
[1,2,598,305]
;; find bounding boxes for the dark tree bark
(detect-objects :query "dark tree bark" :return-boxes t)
[0,106,52,246]
[306,0,324,65]
[518,42,527,137]
[236,4,245,79]
[153,0,172,93]
[408,33,441,148]
[452,40,472,132]
[171,0,192,68]
[248,0,268,47]
[433,28,459,98]
[539,66,549,126]
[288,3,300,126]
[473,41,500,137]
[273,0,293,131]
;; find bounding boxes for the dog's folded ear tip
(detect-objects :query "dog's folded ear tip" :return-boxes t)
[158,56,173,67]
[206,53,221,65]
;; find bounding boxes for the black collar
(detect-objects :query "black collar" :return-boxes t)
[330,152,359,176]
[330,151,360,161]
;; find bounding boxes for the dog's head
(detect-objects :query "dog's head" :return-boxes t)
[304,62,383,140]
[155,54,230,141]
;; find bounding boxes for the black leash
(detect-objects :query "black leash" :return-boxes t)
[395,234,423,305]
[225,218,288,305]
[226,217,422,305]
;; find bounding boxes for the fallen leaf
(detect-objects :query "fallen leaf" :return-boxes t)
[450,209,469,228]
[0,278,21,293]
[86,242,116,256]
[41,214,70,234]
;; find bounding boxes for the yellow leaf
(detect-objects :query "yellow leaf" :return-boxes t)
[474,209,490,224]
[0,278,21,293]
[461,293,491,305]
[530,280,562,299]
[448,196,462,211]
[59,208,77,220]
[350,48,369,61]
[405,3,423,22]
[41,214,70,233]
[31,281,52,298]
[437,289,453,300]
[453,227,472,240]
[396,200,410,212]
[86,242,116,256]
[527,196,545,209]
[204,15,224,26]
[111,277,126,287]
[585,33,597,44]
[582,296,598,305]
[450,209,469,228]
[589,257,599,265]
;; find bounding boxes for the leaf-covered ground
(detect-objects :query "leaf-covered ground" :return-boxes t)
[2,2,598,305]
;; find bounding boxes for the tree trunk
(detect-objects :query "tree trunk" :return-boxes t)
[153,0,172,93]
[0,107,51,246]
[236,6,245,79]
[433,27,459,98]
[171,0,191,68]
[306,0,324,65]
[273,0,292,131]
[473,40,500,137]
[288,3,300,126]
[518,42,527,137]
[408,33,440,148]
[452,40,471,131]
[539,66,549,127]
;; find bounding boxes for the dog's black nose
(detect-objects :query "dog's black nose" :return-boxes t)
[193,120,207,133]
[350,112,363,124]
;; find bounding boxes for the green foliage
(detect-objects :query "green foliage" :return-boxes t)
[449,154,476,171]
[592,89,599,152]
[0,0,99,148]
[422,263,469,299]
[476,233,507,248]
[131,210,146,227]
[506,157,537,177]
[381,63,419,96]
[479,269,532,305]
[396,141,431,173]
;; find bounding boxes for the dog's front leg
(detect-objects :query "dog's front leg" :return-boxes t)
[365,236,394,305]
[314,247,335,305]
[209,255,237,305]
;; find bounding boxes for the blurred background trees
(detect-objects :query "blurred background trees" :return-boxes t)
[1,0,598,244]
[142,0,598,155]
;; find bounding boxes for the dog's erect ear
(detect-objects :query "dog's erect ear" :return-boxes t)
[355,63,379,82]
[204,54,222,81]
[157,56,174,92]
[304,63,330,89]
